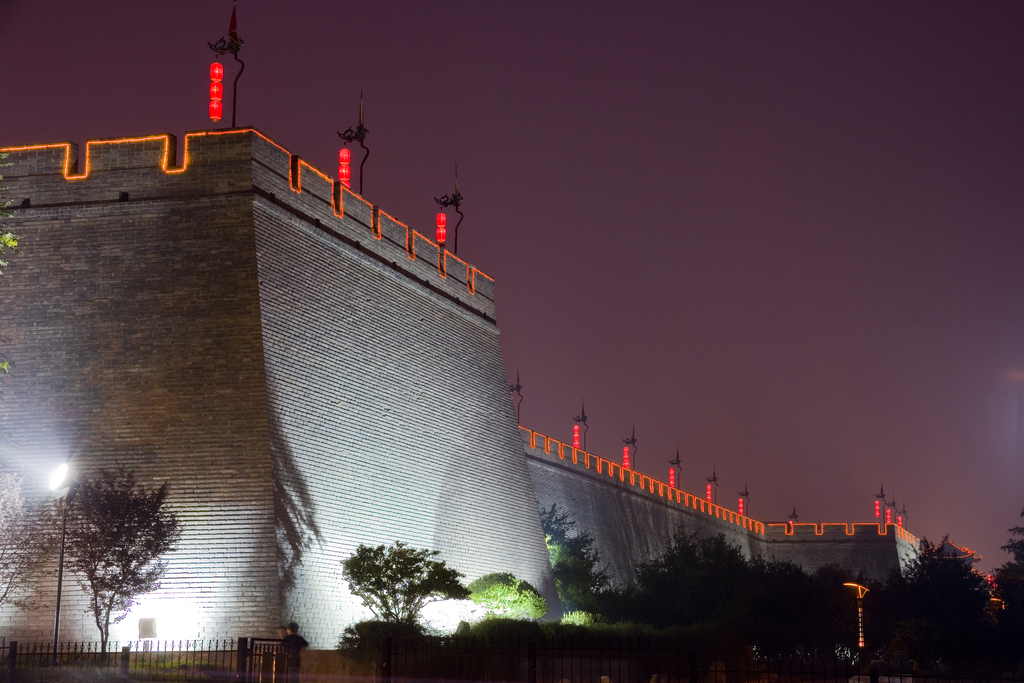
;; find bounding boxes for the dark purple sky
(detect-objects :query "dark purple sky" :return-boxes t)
[3,0,1022,571]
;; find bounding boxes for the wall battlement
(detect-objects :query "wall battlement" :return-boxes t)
[765,522,920,547]
[1,129,496,320]
[520,427,765,535]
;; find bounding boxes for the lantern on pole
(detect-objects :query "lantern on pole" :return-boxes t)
[669,467,675,487]
[622,446,630,469]
[209,62,224,122]
[874,500,880,518]
[436,212,447,247]
[339,148,352,187]
[738,497,744,516]
[886,507,892,524]
[706,483,712,502]
[573,425,580,449]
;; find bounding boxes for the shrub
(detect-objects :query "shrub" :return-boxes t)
[470,573,547,619]
[469,617,544,640]
[338,620,424,661]
[560,610,606,626]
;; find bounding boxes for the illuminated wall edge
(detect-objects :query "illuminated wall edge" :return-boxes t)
[0,129,495,312]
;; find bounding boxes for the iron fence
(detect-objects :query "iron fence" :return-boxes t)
[383,636,1024,683]
[2,638,239,682]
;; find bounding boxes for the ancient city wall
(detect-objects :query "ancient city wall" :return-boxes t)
[244,133,558,644]
[522,428,918,586]
[0,129,556,646]
[0,132,280,641]
[522,428,766,586]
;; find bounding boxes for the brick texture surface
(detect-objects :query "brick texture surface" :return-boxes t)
[522,429,916,586]
[0,130,555,647]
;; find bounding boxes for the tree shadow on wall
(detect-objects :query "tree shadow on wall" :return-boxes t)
[268,410,323,607]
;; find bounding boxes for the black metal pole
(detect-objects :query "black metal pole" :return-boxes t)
[231,55,245,129]
[52,505,68,665]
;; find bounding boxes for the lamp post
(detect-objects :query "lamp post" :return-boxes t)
[49,464,79,665]
[843,582,869,654]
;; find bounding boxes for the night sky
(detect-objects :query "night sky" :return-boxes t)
[2,1,1022,572]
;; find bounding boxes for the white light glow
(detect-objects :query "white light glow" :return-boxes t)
[419,599,487,634]
[49,464,68,491]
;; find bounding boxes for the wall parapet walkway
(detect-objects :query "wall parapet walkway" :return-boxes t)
[520,427,765,534]
[0,129,497,322]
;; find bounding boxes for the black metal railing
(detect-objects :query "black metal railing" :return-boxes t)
[3,638,238,682]
[382,636,1024,683]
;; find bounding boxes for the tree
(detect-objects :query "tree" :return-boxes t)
[868,536,993,664]
[994,507,1024,660]
[0,473,53,609]
[539,504,609,613]
[341,541,469,624]
[63,468,181,652]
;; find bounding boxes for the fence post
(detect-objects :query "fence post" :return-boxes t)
[236,637,249,683]
[869,665,879,683]
[687,649,698,683]
[120,645,130,675]
[381,636,393,683]
[8,641,16,683]
[528,641,537,683]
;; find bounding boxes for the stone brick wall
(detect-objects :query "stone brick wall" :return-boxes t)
[522,428,766,586]
[763,523,919,583]
[522,427,918,586]
[0,132,279,641]
[0,130,555,646]
[246,135,557,645]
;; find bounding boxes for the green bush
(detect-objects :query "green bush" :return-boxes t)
[339,619,424,661]
[560,610,607,626]
[469,617,545,640]
[469,573,547,619]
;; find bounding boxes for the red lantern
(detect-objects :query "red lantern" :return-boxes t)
[436,213,447,246]
[209,62,224,123]
[338,148,352,186]
[706,484,712,502]
[622,446,630,469]
[874,500,880,518]
[897,515,903,528]
[573,425,580,449]
[669,467,675,488]
[739,498,744,516]
[885,507,892,524]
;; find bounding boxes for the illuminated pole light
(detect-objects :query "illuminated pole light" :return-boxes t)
[897,515,903,528]
[669,467,675,488]
[706,483,712,502]
[209,62,224,122]
[885,507,892,525]
[844,583,869,651]
[738,497,744,516]
[875,500,880,518]
[573,425,580,449]
[436,212,447,247]
[622,446,630,469]
[338,148,351,188]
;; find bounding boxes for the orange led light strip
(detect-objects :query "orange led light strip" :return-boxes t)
[765,521,919,545]
[520,426,766,535]
[1,129,493,299]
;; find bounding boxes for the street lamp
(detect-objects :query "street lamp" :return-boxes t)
[843,582,869,653]
[49,464,79,665]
